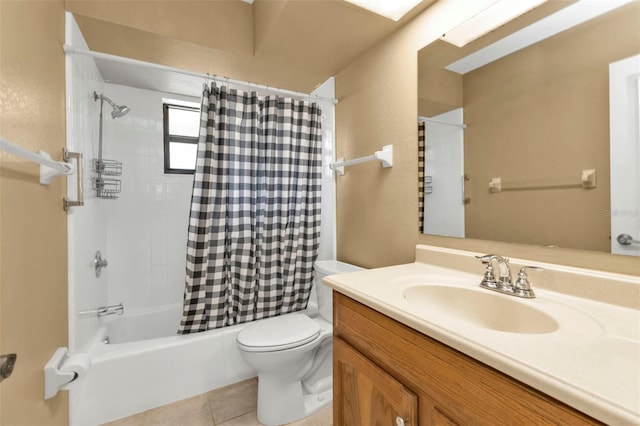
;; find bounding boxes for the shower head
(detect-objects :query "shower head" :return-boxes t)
[94,91,130,119]
[110,104,130,119]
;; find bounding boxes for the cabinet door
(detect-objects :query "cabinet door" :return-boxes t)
[334,337,418,426]
[430,407,460,426]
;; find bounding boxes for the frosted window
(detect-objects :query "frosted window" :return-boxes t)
[169,142,198,170]
[168,108,200,137]
[163,103,200,174]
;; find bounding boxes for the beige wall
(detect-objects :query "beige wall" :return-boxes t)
[464,3,640,252]
[335,2,640,275]
[416,1,577,119]
[417,41,463,117]
[72,14,320,94]
[0,2,634,424]
[334,1,484,268]
[65,0,434,92]
[334,27,420,268]
[0,1,69,425]
[66,0,254,56]
[418,66,462,117]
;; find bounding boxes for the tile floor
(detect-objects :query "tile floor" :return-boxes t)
[104,378,333,426]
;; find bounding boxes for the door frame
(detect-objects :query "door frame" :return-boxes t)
[609,54,640,256]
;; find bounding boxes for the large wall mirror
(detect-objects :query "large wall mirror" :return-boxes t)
[418,0,640,257]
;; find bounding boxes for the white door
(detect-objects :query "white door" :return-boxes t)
[422,108,465,238]
[610,54,640,256]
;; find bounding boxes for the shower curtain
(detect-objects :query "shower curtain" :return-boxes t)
[418,121,426,233]
[179,85,322,334]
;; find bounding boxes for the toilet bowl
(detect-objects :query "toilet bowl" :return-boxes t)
[236,260,363,426]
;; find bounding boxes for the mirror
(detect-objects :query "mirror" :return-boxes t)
[418,0,640,255]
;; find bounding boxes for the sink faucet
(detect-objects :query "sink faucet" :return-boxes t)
[476,255,541,298]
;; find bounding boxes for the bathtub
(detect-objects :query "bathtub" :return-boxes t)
[69,304,257,425]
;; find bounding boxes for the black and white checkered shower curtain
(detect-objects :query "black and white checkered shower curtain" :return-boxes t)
[178,85,322,334]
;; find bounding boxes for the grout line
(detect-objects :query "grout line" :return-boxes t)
[218,411,260,426]
[207,395,218,426]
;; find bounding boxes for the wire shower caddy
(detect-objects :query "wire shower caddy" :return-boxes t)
[93,92,124,199]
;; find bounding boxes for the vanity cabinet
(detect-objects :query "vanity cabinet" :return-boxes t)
[333,293,601,426]
[334,337,417,425]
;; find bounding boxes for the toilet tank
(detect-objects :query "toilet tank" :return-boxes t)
[314,260,364,322]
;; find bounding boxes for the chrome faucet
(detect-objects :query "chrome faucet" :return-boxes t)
[78,303,124,318]
[476,255,541,298]
[97,303,124,317]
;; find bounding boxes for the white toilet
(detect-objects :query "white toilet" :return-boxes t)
[236,260,363,426]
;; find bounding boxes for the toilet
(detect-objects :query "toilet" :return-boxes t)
[236,260,363,426]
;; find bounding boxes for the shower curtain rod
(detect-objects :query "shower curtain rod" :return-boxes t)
[63,44,338,105]
[418,116,467,129]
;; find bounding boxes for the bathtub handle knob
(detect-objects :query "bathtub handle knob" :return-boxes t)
[94,251,108,278]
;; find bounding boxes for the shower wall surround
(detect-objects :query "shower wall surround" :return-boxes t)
[313,77,337,262]
[66,12,108,352]
[66,14,194,346]
[101,83,196,313]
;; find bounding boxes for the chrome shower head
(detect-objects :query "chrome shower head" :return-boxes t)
[94,91,130,119]
[110,105,130,119]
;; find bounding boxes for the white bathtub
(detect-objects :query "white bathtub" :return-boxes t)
[69,304,257,425]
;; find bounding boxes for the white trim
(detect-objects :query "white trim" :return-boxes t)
[419,116,467,129]
[609,54,640,256]
[63,44,338,105]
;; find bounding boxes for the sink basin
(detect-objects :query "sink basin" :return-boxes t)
[403,285,559,334]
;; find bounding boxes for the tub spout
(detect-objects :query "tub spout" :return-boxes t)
[79,303,124,318]
[97,303,124,317]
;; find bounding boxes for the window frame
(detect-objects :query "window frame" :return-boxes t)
[163,103,200,175]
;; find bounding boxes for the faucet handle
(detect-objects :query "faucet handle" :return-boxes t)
[475,254,499,288]
[475,254,501,264]
[476,254,512,285]
[514,266,542,298]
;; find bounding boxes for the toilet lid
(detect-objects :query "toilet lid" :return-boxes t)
[236,314,320,352]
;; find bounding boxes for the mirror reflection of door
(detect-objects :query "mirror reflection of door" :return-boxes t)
[609,54,640,257]
[421,109,465,238]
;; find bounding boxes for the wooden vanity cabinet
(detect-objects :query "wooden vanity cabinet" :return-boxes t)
[334,338,418,425]
[333,293,601,426]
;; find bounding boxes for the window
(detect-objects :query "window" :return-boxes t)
[163,103,200,174]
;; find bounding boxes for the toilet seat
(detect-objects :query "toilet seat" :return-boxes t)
[237,313,320,352]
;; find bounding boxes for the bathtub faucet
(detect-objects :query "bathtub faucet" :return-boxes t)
[79,303,124,318]
[98,303,124,317]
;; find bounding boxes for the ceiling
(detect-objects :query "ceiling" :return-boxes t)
[250,0,436,80]
[418,1,576,79]
[67,0,437,95]
[416,0,639,118]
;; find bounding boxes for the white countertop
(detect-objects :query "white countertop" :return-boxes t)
[324,260,640,425]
